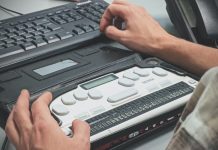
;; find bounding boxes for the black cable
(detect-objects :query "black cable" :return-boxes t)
[1,136,8,150]
[0,5,23,16]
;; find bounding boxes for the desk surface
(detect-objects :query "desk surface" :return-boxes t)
[0,0,176,149]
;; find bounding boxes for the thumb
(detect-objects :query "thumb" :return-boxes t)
[105,26,127,42]
[72,120,90,142]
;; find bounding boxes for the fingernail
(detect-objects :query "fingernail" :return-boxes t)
[21,89,28,94]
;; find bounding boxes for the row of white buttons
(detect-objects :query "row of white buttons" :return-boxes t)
[52,88,139,116]
[118,67,168,87]
[52,67,168,116]
[61,89,103,105]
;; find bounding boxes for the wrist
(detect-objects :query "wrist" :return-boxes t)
[149,34,182,56]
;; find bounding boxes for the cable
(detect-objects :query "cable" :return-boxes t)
[1,136,8,150]
[0,5,23,16]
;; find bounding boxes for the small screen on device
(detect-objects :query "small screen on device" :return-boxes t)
[81,74,118,90]
[34,59,78,76]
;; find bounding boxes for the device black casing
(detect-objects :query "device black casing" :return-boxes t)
[166,0,218,47]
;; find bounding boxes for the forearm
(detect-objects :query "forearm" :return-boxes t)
[152,35,218,76]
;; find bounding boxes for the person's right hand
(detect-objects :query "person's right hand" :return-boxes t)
[100,0,173,55]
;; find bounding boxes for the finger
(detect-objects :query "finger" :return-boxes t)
[13,90,32,132]
[31,92,56,125]
[5,107,20,146]
[100,4,129,32]
[71,120,90,143]
[112,0,131,5]
[105,26,127,41]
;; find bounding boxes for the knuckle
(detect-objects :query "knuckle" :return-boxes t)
[34,119,48,132]
[31,100,41,112]
[22,124,32,133]
[5,124,10,134]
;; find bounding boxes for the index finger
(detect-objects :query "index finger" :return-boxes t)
[100,4,130,32]
[31,92,55,124]
[13,90,32,131]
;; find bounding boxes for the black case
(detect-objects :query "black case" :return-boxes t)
[165,0,218,47]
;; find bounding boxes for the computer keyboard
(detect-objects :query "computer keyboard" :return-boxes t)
[0,0,108,71]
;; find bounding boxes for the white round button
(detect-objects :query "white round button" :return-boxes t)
[123,72,139,81]
[118,78,135,87]
[88,90,103,100]
[52,104,69,116]
[133,68,150,77]
[73,90,88,101]
[61,94,76,105]
[152,67,168,77]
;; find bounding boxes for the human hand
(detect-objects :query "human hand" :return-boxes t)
[100,0,172,54]
[5,90,90,150]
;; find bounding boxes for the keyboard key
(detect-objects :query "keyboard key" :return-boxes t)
[44,35,60,43]
[33,26,44,31]
[47,12,55,16]
[0,30,7,35]
[33,38,47,47]
[24,22,34,28]
[7,33,17,38]
[24,28,35,33]
[25,38,34,42]
[56,31,73,40]
[21,42,36,50]
[28,17,35,21]
[36,16,43,19]
[0,46,24,59]
[16,40,25,45]
[15,25,25,30]
[89,24,99,30]
[73,15,83,20]
[0,35,7,41]
[40,29,51,34]
[65,17,75,22]
[6,28,16,33]
[22,33,33,39]
[46,23,61,31]
[81,25,93,32]
[33,18,50,25]
[12,36,24,41]
[56,19,67,25]
[5,39,15,44]
[72,27,85,35]
[31,31,42,36]
[0,41,5,46]
[15,30,26,36]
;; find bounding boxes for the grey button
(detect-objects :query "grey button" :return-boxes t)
[61,94,76,105]
[52,104,69,116]
[88,90,103,100]
[152,67,168,77]
[108,88,138,103]
[74,90,88,101]
[123,72,139,81]
[133,68,150,77]
[188,79,197,84]
[118,78,135,87]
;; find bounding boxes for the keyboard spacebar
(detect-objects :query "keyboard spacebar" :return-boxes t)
[0,46,25,59]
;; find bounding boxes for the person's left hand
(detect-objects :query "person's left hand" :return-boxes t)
[5,90,90,150]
